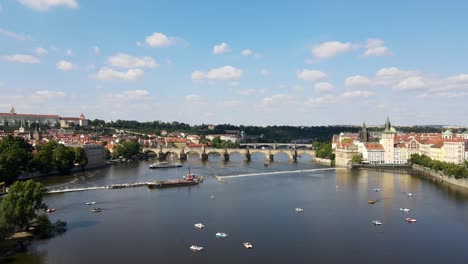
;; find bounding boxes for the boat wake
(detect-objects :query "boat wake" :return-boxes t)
[217,168,345,179]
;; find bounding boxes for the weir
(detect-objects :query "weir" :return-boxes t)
[217,168,346,179]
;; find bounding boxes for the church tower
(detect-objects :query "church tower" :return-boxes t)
[358,122,369,143]
[19,119,25,133]
[380,116,396,164]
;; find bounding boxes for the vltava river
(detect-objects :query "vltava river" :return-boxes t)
[11,153,468,263]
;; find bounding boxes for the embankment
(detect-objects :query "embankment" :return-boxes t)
[412,164,468,189]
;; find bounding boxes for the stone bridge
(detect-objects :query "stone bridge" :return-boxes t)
[142,147,316,162]
[239,143,313,149]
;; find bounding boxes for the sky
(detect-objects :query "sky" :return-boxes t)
[1,0,468,126]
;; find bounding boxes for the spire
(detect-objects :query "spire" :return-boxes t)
[384,116,391,132]
[10,105,15,114]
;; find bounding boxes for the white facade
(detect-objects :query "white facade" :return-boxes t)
[380,132,395,164]
[394,147,409,164]
[443,141,465,165]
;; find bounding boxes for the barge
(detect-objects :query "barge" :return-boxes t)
[148,171,203,189]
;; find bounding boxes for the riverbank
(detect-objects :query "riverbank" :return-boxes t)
[412,164,468,189]
[314,157,332,165]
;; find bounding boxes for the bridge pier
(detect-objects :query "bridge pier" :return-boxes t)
[223,149,229,161]
[158,148,166,161]
[268,150,274,162]
[291,149,298,163]
[179,148,187,160]
[244,149,251,161]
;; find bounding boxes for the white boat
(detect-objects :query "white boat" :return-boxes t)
[405,218,417,223]
[216,232,228,238]
[194,223,205,229]
[373,188,381,192]
[295,208,304,212]
[243,242,253,249]
[91,208,102,213]
[405,192,413,197]
[46,208,56,213]
[399,208,410,213]
[372,220,382,225]
[189,245,204,251]
[211,195,214,200]
[149,162,182,169]
[85,201,96,205]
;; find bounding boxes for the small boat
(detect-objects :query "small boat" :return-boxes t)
[211,195,214,200]
[216,232,228,238]
[91,208,102,213]
[373,188,381,192]
[295,208,304,212]
[372,220,382,225]
[405,192,413,197]
[399,208,410,213]
[46,208,56,213]
[405,218,417,223]
[368,200,376,204]
[85,201,96,205]
[189,245,204,251]
[243,242,253,249]
[194,223,205,229]
[149,162,182,169]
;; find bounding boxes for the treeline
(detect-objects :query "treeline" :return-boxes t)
[410,154,468,179]
[0,136,88,184]
[312,141,334,160]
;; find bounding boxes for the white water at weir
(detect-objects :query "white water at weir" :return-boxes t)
[47,186,107,194]
[216,168,345,179]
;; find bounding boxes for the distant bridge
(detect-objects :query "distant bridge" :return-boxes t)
[142,147,316,162]
[239,143,313,149]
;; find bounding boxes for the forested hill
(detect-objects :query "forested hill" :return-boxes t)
[92,119,444,143]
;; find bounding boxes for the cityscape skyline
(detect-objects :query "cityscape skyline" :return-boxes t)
[1,1,468,126]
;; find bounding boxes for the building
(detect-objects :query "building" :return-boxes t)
[0,107,88,128]
[364,143,385,164]
[379,117,396,164]
[358,122,369,143]
[443,139,465,165]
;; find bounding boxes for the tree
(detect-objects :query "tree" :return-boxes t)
[113,139,141,159]
[53,145,75,174]
[0,180,46,233]
[32,141,59,174]
[74,147,88,170]
[351,154,363,163]
[0,135,33,184]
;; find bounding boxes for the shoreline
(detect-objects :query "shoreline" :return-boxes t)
[411,164,468,189]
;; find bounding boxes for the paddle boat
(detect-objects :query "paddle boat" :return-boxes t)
[372,220,382,225]
[406,192,413,197]
[373,188,381,192]
[85,201,96,205]
[211,195,214,200]
[405,218,417,223]
[194,223,205,229]
[243,242,253,249]
[216,232,228,238]
[295,208,304,212]
[46,208,56,213]
[91,208,102,213]
[190,245,204,251]
[399,208,410,213]
[368,200,377,204]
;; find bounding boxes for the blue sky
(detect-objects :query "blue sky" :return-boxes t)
[1,0,468,126]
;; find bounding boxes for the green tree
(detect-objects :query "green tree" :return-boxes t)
[74,147,88,170]
[53,145,75,174]
[113,139,141,159]
[351,154,363,163]
[0,180,46,233]
[32,141,59,174]
[0,135,33,184]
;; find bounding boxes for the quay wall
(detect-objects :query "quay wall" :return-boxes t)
[314,158,332,165]
[412,164,468,189]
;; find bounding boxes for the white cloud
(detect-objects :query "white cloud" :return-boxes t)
[261,94,295,107]
[3,54,40,64]
[118,90,149,99]
[364,38,391,57]
[33,90,66,100]
[312,41,352,59]
[235,89,256,96]
[185,94,204,104]
[290,85,305,91]
[345,75,372,87]
[144,32,177,47]
[191,66,243,81]
[107,53,158,68]
[56,60,74,71]
[393,76,426,90]
[91,67,144,82]
[260,69,270,76]
[213,42,231,55]
[17,0,78,11]
[340,90,375,98]
[241,49,253,56]
[35,47,48,55]
[305,94,338,106]
[314,82,334,92]
[297,69,327,82]
[447,74,468,83]
[93,46,100,55]
[0,28,32,41]
[66,49,73,56]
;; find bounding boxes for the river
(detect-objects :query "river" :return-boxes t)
[9,153,468,264]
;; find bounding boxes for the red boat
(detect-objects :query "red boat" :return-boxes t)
[405,218,417,223]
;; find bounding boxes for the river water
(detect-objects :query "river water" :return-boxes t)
[9,153,468,264]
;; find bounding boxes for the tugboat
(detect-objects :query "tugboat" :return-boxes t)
[147,168,203,189]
